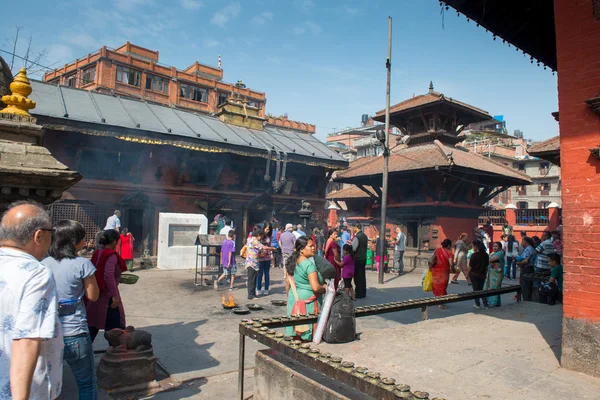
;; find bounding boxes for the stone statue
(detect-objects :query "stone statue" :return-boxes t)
[97,326,157,390]
[104,326,152,353]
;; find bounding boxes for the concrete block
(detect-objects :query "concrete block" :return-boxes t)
[562,317,600,378]
[157,212,207,270]
[254,349,373,400]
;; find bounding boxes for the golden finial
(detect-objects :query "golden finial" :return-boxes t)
[0,67,36,117]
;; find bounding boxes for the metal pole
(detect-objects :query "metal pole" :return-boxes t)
[378,17,392,285]
[238,333,246,400]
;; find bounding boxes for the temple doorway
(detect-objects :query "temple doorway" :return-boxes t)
[406,221,419,248]
[126,208,144,253]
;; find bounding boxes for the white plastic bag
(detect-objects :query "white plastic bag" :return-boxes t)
[312,279,336,345]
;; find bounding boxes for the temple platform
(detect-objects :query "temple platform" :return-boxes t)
[317,301,600,400]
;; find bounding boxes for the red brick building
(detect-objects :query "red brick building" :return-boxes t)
[442,0,600,378]
[42,42,315,133]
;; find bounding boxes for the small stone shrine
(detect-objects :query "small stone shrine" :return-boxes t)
[97,326,157,389]
[0,59,81,209]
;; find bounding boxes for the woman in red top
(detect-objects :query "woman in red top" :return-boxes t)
[324,228,343,289]
[87,229,128,343]
[120,228,135,272]
[431,239,454,308]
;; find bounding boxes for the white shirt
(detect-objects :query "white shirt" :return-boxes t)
[220,225,233,236]
[395,231,406,251]
[0,248,64,400]
[292,231,302,239]
[104,214,121,230]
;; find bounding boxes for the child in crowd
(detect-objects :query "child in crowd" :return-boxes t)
[342,244,355,300]
[539,253,563,305]
[215,230,237,291]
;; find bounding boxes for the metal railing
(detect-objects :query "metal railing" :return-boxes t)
[478,209,507,225]
[238,285,521,399]
[516,208,550,225]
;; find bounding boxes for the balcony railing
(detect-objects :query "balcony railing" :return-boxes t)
[516,209,549,226]
[478,210,507,226]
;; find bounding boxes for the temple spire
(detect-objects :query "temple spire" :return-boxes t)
[0,67,36,117]
[428,81,434,93]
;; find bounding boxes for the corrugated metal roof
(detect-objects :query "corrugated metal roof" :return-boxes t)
[29,80,347,169]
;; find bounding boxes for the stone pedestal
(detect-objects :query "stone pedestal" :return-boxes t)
[97,326,157,390]
[97,347,157,390]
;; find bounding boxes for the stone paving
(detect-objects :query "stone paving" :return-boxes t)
[59,266,600,399]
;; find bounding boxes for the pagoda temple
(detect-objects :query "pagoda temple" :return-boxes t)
[332,82,531,250]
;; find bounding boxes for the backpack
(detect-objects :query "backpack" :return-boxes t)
[323,290,356,344]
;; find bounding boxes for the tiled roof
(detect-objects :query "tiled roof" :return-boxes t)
[374,91,490,119]
[326,185,375,200]
[335,140,531,183]
[28,80,347,169]
[528,136,560,154]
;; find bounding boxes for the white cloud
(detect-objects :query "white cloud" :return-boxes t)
[181,0,202,10]
[306,21,321,34]
[292,21,321,35]
[47,44,75,66]
[211,2,241,27]
[292,26,306,35]
[203,38,221,48]
[64,32,102,49]
[294,0,314,10]
[113,0,153,12]
[251,11,273,25]
[344,6,359,15]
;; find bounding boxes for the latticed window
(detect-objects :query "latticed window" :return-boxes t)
[82,67,96,85]
[116,65,141,86]
[47,202,111,243]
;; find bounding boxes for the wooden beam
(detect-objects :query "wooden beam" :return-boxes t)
[419,174,438,202]
[482,186,509,205]
[317,169,334,197]
[208,157,226,189]
[419,109,429,131]
[356,184,377,200]
[175,151,190,186]
[372,186,383,199]
[476,187,494,205]
[242,159,259,192]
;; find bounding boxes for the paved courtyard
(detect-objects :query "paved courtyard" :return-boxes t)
[61,266,600,399]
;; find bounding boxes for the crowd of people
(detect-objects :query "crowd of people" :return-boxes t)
[429,222,564,309]
[0,201,132,400]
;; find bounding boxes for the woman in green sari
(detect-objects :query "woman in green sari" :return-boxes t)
[485,241,505,307]
[286,236,326,340]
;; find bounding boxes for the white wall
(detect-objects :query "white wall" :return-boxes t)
[157,212,207,270]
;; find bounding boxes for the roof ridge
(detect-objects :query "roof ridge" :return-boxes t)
[465,146,532,180]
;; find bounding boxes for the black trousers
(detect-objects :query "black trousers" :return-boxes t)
[470,274,489,307]
[354,259,367,298]
[89,298,122,343]
[247,267,257,299]
[519,265,535,301]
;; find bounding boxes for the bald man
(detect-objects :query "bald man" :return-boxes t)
[0,201,63,400]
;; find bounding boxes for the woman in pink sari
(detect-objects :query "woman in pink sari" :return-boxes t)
[431,239,454,309]
[324,228,343,289]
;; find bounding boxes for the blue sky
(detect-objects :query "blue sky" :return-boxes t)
[1,0,558,142]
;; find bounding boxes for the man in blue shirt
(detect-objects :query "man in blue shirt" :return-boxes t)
[296,224,306,237]
[339,226,351,248]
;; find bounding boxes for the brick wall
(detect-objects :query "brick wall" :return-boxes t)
[555,0,600,377]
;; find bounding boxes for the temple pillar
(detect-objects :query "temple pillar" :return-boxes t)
[505,204,517,227]
[547,202,560,231]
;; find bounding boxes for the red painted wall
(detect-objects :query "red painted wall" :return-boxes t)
[555,0,600,323]
[432,216,478,249]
